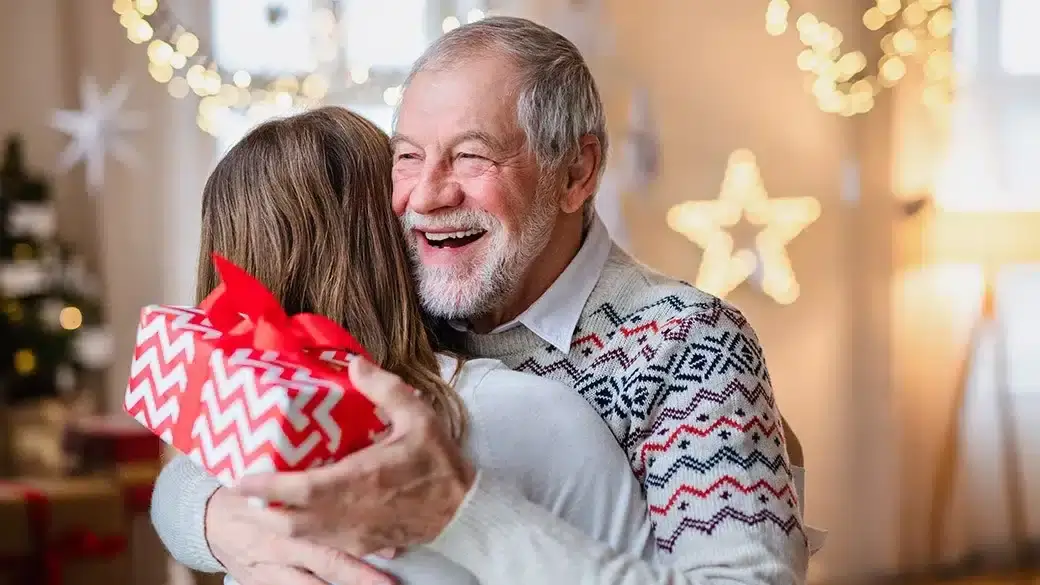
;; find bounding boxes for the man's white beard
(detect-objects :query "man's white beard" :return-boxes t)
[401,195,558,321]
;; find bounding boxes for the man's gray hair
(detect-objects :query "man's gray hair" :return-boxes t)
[399,16,608,220]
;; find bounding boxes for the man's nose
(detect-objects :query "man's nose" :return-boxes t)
[410,165,464,214]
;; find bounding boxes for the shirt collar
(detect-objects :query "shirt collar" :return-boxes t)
[450,215,613,352]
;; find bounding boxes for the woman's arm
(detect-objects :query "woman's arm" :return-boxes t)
[150,454,226,572]
[429,471,790,585]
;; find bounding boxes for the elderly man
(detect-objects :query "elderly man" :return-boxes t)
[151,16,809,585]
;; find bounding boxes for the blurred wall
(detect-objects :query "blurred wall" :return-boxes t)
[0,0,211,412]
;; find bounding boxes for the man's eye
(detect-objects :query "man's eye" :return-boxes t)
[395,153,419,161]
[457,153,484,160]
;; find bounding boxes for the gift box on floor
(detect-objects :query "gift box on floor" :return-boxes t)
[6,399,73,477]
[62,413,163,475]
[111,462,167,585]
[0,476,129,585]
[124,254,385,486]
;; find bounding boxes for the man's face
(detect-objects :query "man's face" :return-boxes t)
[391,56,559,320]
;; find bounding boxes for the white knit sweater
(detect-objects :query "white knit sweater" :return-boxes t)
[157,356,658,585]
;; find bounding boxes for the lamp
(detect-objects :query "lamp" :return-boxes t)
[907,209,1040,566]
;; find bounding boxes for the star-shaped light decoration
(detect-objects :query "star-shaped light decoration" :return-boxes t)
[666,149,820,304]
[51,77,146,192]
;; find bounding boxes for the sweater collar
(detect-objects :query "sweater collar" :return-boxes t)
[450,214,613,353]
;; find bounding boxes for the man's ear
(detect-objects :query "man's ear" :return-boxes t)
[560,135,602,214]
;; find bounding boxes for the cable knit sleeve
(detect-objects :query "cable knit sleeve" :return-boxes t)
[630,301,808,581]
[150,453,226,573]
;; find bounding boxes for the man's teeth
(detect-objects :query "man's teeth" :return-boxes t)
[423,229,484,242]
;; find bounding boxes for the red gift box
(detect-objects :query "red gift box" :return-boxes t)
[62,414,163,474]
[0,478,128,585]
[123,254,386,486]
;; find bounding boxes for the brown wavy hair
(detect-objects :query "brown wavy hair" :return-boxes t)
[194,106,466,440]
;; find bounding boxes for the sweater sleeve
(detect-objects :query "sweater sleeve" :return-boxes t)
[429,302,808,584]
[150,453,226,573]
[631,303,808,581]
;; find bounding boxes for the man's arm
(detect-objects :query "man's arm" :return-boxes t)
[427,303,807,584]
[631,303,807,578]
[152,455,394,585]
[151,454,226,572]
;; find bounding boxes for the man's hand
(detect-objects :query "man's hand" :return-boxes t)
[205,486,395,585]
[233,358,476,556]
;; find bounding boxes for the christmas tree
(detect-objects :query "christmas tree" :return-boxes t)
[0,134,110,405]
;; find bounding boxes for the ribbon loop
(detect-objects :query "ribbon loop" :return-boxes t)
[201,254,370,360]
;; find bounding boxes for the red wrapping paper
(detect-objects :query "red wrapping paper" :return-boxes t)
[124,254,387,486]
[0,480,127,585]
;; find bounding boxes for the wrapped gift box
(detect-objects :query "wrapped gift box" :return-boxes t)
[124,254,385,486]
[111,462,167,585]
[62,414,163,474]
[0,476,129,585]
[7,399,73,477]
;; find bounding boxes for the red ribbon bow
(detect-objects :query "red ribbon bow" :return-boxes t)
[171,254,381,469]
[201,253,371,361]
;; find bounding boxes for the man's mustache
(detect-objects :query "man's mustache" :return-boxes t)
[400,209,498,231]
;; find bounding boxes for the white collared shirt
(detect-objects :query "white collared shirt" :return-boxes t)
[450,215,613,353]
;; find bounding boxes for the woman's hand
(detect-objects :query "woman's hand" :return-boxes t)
[204,486,396,585]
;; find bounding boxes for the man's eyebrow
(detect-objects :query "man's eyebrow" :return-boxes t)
[389,134,418,152]
[390,131,511,154]
[451,130,507,152]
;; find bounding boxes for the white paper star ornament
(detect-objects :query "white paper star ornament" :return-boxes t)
[51,77,147,192]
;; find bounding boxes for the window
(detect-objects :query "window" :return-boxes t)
[212,0,318,76]
[998,0,1040,75]
[211,0,486,154]
[943,0,1040,211]
[945,0,1040,393]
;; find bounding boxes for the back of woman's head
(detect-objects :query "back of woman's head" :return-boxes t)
[196,106,464,438]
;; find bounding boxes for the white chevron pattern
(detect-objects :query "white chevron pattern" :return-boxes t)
[125,302,367,484]
[125,306,220,435]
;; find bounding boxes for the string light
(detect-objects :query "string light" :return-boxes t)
[115,1,487,136]
[12,243,34,261]
[667,149,820,304]
[442,16,461,33]
[14,349,36,376]
[5,300,23,322]
[59,306,84,331]
[765,0,954,117]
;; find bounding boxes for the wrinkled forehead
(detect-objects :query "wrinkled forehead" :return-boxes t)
[396,55,523,140]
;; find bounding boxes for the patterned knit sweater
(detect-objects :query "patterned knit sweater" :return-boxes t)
[460,245,809,580]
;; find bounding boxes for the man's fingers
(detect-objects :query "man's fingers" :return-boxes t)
[233,471,319,507]
[231,503,323,538]
[244,564,329,585]
[285,540,396,585]
[349,358,424,422]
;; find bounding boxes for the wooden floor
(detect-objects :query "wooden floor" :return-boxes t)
[900,573,1040,585]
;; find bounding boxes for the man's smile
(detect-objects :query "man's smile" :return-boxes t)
[413,228,490,267]
[419,228,487,249]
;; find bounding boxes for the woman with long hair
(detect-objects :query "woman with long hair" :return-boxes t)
[152,106,655,584]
